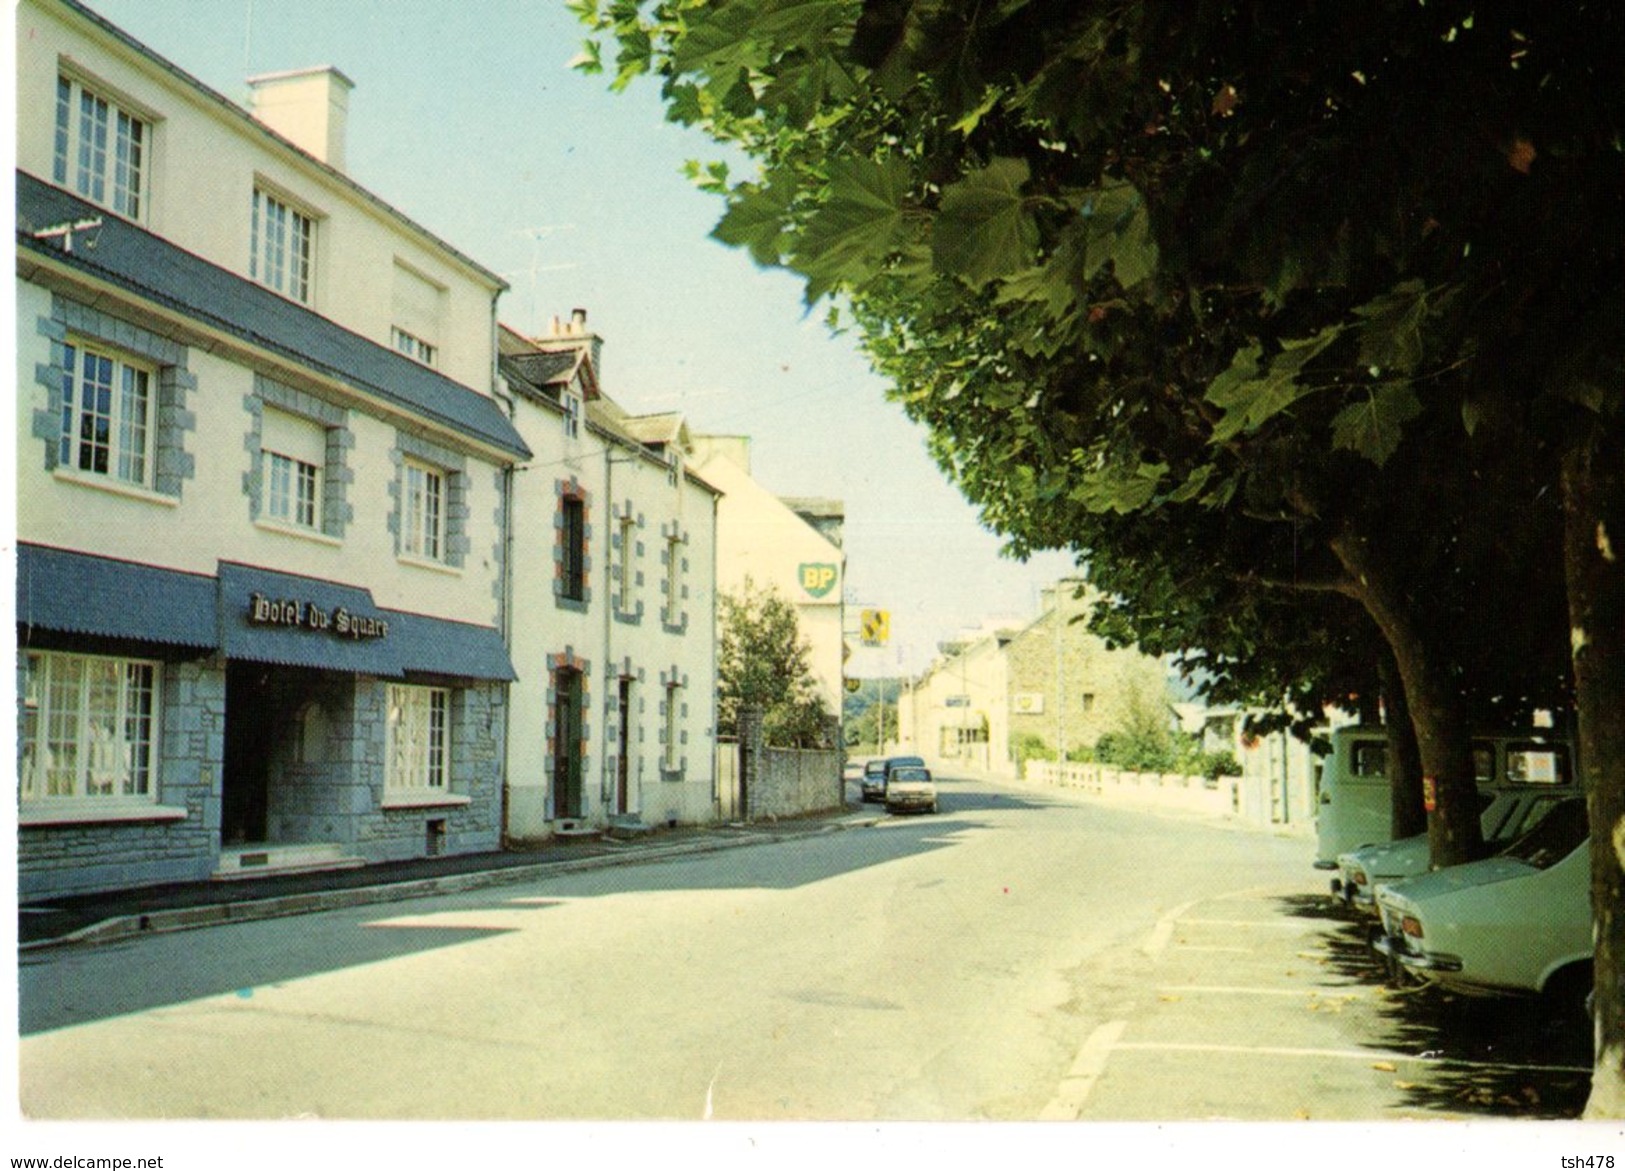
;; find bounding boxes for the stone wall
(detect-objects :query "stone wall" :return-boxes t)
[354,679,505,862]
[749,747,843,820]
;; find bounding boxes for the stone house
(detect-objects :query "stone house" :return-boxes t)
[498,315,721,838]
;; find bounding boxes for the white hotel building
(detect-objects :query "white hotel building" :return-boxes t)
[13,0,721,898]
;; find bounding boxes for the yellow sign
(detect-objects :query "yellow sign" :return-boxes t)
[860,609,889,647]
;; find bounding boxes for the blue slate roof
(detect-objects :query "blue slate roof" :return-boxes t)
[16,171,530,460]
[17,544,217,649]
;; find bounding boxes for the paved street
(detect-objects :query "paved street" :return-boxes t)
[17,774,1594,1123]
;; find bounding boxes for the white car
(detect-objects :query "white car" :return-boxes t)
[1372,797,1591,1010]
[1333,789,1573,913]
[883,765,938,815]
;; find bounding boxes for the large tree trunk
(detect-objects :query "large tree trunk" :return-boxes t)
[1565,423,1625,1120]
[1378,648,1427,840]
[1330,526,1485,868]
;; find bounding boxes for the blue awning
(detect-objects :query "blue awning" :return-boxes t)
[17,544,216,649]
[384,609,518,682]
[218,563,515,681]
[218,563,401,675]
[16,550,515,681]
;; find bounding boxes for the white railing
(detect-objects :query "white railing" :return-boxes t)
[1022,760,1238,819]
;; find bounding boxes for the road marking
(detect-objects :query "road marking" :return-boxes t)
[1113,1041,1591,1074]
[1159,985,1365,998]
[1175,918,1308,930]
[1039,1019,1126,1120]
[1142,899,1198,955]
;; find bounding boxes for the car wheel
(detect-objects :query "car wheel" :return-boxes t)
[1543,963,1593,1028]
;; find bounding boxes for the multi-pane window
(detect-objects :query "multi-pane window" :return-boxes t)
[618,514,636,611]
[265,451,319,528]
[391,326,436,367]
[391,264,443,367]
[403,460,445,560]
[561,494,587,601]
[665,534,683,623]
[251,187,314,303]
[60,341,152,486]
[664,682,681,771]
[386,684,448,792]
[21,651,158,804]
[54,76,147,219]
[563,391,582,438]
[261,408,325,530]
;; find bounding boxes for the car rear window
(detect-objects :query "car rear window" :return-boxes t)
[1499,797,1588,870]
[1506,743,1572,785]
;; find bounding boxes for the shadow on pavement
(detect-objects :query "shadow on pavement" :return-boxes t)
[1273,894,1592,1119]
[21,815,973,1034]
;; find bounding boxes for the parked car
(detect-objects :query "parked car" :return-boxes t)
[883,764,938,814]
[860,759,889,803]
[1315,726,1574,868]
[1371,796,1591,1011]
[1333,787,1574,912]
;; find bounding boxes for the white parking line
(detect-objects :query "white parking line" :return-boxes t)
[1113,1041,1591,1075]
[1039,1020,1127,1120]
[1157,985,1367,998]
[1175,918,1309,930]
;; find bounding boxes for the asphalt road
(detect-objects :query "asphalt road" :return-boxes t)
[15,773,1595,1128]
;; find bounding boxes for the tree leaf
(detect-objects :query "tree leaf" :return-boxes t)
[790,155,914,296]
[1353,279,1430,375]
[712,181,793,266]
[1206,327,1342,442]
[932,157,1038,287]
[1330,382,1424,466]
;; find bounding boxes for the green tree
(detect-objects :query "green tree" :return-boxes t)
[718,577,832,747]
[581,0,1624,1111]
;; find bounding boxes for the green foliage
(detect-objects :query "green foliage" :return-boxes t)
[578,0,1603,797]
[842,693,897,752]
[718,577,832,748]
[1009,731,1055,770]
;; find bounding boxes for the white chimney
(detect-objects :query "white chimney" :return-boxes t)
[247,66,355,170]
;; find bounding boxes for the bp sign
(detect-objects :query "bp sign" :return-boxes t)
[798,563,839,598]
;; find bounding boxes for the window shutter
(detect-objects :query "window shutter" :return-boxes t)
[261,407,326,466]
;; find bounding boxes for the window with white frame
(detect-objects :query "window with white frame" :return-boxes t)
[664,532,683,625]
[391,326,437,367]
[386,684,448,793]
[618,513,636,611]
[21,651,158,805]
[59,339,153,486]
[664,681,681,771]
[563,389,582,438]
[391,263,443,367]
[403,459,446,561]
[251,186,315,303]
[260,408,325,531]
[54,75,148,219]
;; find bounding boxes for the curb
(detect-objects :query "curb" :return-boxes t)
[22,814,885,953]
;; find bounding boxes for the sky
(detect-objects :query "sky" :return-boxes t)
[66,0,1079,677]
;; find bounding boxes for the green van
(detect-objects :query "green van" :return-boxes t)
[1313,725,1575,868]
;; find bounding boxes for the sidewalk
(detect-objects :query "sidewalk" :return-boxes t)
[18,806,881,951]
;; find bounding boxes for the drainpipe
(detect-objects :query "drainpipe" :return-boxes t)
[492,289,517,851]
[603,440,616,817]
